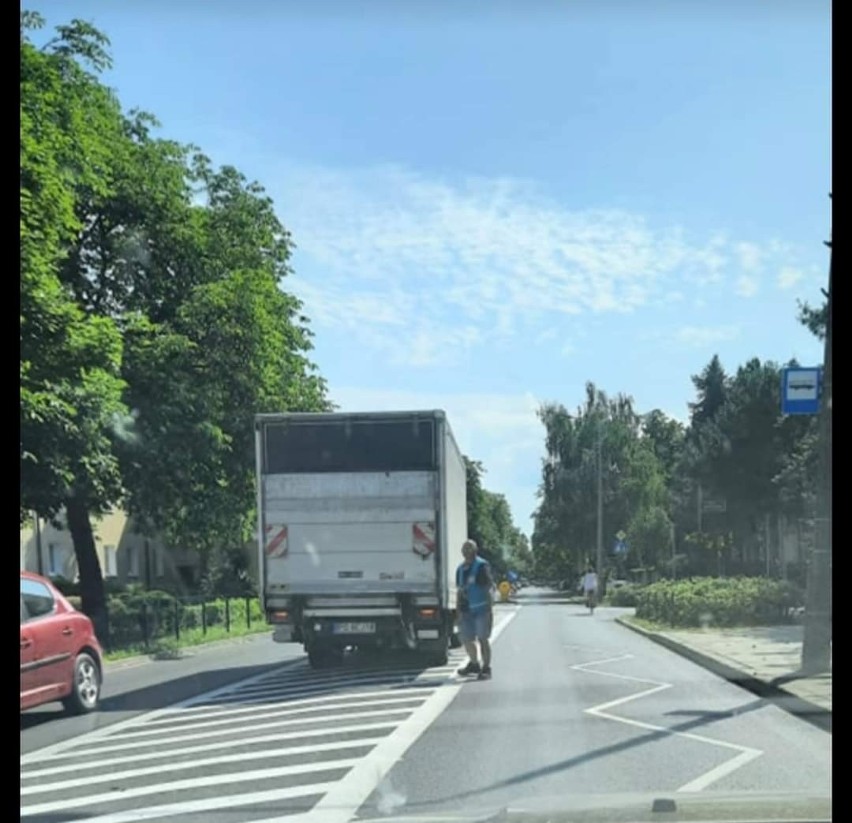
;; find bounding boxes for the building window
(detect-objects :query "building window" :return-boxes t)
[127,545,140,578]
[104,545,118,578]
[154,549,166,578]
[48,543,63,577]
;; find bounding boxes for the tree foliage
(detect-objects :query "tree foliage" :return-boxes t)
[20,13,329,627]
[464,457,528,578]
[532,347,823,582]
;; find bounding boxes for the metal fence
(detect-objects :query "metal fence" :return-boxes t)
[102,594,265,653]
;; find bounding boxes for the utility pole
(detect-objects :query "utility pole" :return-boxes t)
[802,204,832,673]
[596,428,604,580]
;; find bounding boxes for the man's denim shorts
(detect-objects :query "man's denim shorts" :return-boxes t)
[459,608,493,643]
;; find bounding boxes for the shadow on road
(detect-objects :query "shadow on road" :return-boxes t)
[402,696,770,809]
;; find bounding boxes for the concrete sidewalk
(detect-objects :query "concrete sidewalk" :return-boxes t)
[617,616,831,732]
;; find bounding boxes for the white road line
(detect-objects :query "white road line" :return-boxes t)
[214,668,426,698]
[21,739,376,794]
[137,686,436,726]
[58,706,418,756]
[571,654,763,793]
[21,758,361,816]
[249,606,522,823]
[109,694,427,739]
[20,658,303,765]
[21,781,337,823]
[21,721,398,777]
[202,671,438,705]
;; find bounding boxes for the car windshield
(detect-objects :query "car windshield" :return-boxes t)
[21,2,831,822]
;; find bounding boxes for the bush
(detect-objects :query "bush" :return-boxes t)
[634,576,804,628]
[606,584,640,607]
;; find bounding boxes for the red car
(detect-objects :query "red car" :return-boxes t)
[20,571,104,714]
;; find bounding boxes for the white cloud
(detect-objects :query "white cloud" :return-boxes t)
[736,242,764,272]
[735,275,760,297]
[778,266,804,290]
[272,163,787,367]
[330,386,545,534]
[561,342,576,357]
[674,325,740,347]
[535,328,559,344]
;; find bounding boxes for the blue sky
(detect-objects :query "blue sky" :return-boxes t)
[27,1,831,536]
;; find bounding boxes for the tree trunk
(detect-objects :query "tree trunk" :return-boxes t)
[65,495,109,646]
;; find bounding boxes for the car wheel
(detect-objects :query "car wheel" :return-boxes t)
[62,652,101,715]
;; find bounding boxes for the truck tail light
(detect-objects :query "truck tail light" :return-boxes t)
[270,610,290,623]
[418,607,438,619]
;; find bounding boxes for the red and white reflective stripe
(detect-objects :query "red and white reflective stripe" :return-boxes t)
[412,522,436,558]
[265,525,289,558]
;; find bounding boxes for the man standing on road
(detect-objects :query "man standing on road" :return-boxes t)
[455,539,494,680]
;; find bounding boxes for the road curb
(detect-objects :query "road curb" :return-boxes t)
[616,616,831,734]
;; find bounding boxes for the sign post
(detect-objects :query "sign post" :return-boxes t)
[781,367,822,416]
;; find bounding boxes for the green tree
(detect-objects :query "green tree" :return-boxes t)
[120,269,329,554]
[533,383,666,577]
[21,13,130,632]
[464,457,527,578]
[641,410,686,483]
[21,13,330,633]
[689,354,728,430]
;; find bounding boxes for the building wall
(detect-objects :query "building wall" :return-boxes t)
[20,509,201,591]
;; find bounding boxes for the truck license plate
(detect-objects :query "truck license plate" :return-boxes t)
[333,622,376,634]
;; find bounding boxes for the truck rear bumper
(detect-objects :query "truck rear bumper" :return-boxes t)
[272,614,450,651]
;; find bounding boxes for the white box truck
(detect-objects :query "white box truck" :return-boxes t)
[255,410,467,669]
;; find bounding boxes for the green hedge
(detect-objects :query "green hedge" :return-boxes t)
[98,591,264,650]
[634,576,804,628]
[606,584,641,607]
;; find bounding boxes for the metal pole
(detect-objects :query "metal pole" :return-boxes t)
[596,428,603,580]
[802,218,832,673]
[697,483,703,534]
[33,512,44,576]
[671,522,677,579]
[765,513,771,578]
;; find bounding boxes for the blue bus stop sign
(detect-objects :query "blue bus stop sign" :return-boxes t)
[781,367,822,415]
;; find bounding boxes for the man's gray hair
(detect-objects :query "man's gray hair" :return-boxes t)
[462,539,478,552]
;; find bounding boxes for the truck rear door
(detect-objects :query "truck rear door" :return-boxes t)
[259,414,442,602]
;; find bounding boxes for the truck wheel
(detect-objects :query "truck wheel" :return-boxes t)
[427,649,449,667]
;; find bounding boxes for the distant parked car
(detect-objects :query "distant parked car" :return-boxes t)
[20,571,103,714]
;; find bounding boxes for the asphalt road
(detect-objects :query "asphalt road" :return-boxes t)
[355,590,831,820]
[20,633,304,755]
[20,590,831,823]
